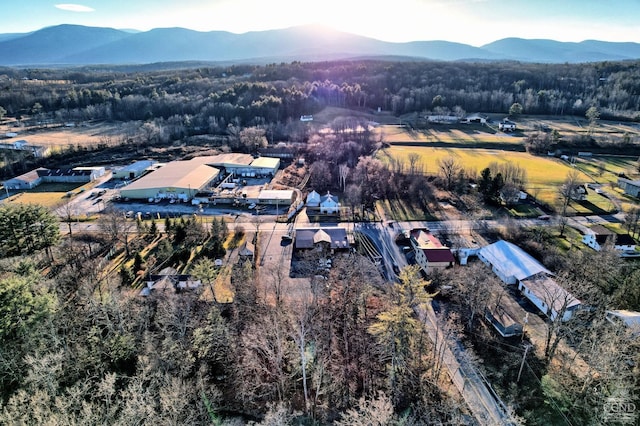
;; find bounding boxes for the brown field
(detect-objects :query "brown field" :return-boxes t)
[0,120,133,148]
[375,124,522,146]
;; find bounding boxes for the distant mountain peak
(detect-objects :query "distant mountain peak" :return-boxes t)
[0,24,638,66]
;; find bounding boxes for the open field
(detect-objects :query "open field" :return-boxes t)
[510,115,640,136]
[0,120,131,148]
[4,182,89,208]
[375,124,524,148]
[379,146,589,186]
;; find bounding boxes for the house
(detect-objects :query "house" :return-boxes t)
[618,177,640,197]
[306,190,321,207]
[320,192,340,214]
[518,273,581,322]
[239,240,255,261]
[499,189,528,205]
[294,227,351,251]
[569,184,588,201]
[498,119,517,132]
[409,229,455,274]
[140,268,201,296]
[582,225,636,253]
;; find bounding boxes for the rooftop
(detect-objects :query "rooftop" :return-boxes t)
[250,156,280,169]
[479,240,551,281]
[122,161,219,192]
[523,274,581,313]
[190,153,254,168]
[295,227,349,250]
[423,248,455,263]
[410,229,443,249]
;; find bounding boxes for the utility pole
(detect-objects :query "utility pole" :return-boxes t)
[517,344,532,383]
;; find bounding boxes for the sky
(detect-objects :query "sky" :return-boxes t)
[3,0,640,46]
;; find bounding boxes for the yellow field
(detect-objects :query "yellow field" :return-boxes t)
[379,146,588,186]
[4,191,70,208]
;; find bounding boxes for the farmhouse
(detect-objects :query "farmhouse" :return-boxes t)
[618,177,640,197]
[294,227,351,251]
[582,224,636,253]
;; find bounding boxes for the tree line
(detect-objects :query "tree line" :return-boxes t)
[2,59,640,132]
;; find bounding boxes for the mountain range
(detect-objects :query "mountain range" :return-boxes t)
[1,24,639,67]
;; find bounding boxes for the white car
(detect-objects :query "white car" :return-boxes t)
[248,203,257,209]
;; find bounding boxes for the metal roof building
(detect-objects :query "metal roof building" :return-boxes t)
[119,161,220,200]
[478,240,551,285]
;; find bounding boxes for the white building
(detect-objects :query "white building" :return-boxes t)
[320,192,340,214]
[498,119,517,132]
[476,240,580,321]
[306,190,321,207]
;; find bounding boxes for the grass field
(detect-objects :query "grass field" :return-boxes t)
[4,182,87,208]
[379,146,588,186]
[376,144,620,213]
